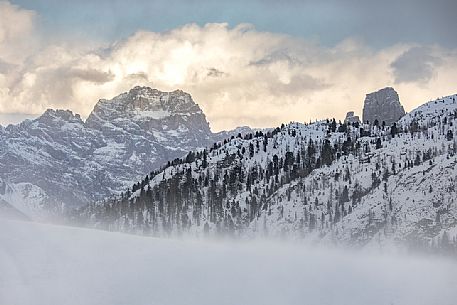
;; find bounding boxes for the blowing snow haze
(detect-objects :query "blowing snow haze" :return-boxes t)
[1,1,457,305]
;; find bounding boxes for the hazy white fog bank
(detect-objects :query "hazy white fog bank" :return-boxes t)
[1,220,456,305]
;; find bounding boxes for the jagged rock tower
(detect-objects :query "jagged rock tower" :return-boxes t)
[362,87,405,125]
[344,111,360,124]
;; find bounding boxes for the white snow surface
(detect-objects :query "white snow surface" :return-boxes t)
[0,181,47,219]
[1,219,456,305]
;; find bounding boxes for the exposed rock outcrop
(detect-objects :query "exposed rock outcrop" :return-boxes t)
[362,87,405,125]
[344,111,360,124]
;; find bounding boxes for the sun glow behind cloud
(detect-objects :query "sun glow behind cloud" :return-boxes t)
[0,1,456,131]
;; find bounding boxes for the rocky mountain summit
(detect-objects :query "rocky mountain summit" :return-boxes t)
[0,87,249,218]
[86,87,213,151]
[362,87,405,125]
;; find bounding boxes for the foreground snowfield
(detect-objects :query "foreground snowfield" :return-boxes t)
[1,220,456,305]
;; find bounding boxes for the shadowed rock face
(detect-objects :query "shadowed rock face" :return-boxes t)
[362,87,405,126]
[0,87,251,218]
[344,111,360,124]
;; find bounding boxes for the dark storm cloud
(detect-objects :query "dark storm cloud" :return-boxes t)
[391,47,442,84]
[268,0,457,48]
[12,0,457,48]
[340,0,457,47]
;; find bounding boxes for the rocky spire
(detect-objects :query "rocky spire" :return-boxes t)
[362,87,405,125]
[344,111,360,124]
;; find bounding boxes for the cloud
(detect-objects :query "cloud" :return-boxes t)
[391,47,442,84]
[70,68,115,83]
[0,2,457,131]
[0,1,38,64]
[207,68,226,78]
[126,72,149,81]
[24,66,114,106]
[0,58,14,74]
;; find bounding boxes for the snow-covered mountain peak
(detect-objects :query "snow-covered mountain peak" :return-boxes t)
[38,109,83,124]
[85,87,207,131]
[85,87,212,148]
[124,86,202,115]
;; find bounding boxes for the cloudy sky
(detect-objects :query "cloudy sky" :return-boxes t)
[0,0,456,131]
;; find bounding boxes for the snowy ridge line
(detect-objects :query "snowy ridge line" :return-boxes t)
[78,93,457,253]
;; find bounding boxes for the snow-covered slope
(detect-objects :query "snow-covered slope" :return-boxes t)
[0,86,251,219]
[1,219,456,305]
[82,93,457,251]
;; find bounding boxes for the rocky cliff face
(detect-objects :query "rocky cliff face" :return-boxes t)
[344,111,360,124]
[0,87,249,218]
[86,87,213,152]
[362,87,405,125]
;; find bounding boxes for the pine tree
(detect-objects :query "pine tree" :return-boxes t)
[391,122,398,138]
[447,129,454,141]
[340,185,349,203]
[321,139,333,166]
[202,149,208,168]
[375,137,382,149]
